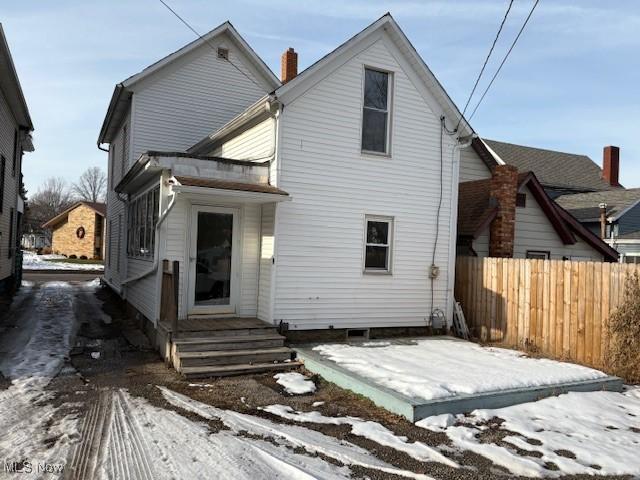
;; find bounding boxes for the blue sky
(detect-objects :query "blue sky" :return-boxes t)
[3,0,639,195]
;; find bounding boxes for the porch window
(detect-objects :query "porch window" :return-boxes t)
[364,216,393,272]
[361,68,391,154]
[127,186,159,258]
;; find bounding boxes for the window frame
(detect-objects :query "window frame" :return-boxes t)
[516,193,526,208]
[363,215,394,274]
[526,250,550,260]
[127,185,160,260]
[360,66,393,157]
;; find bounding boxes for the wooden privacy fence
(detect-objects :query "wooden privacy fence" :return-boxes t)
[455,256,639,369]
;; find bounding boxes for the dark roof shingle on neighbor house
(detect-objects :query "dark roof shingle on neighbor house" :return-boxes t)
[555,188,640,222]
[484,139,619,193]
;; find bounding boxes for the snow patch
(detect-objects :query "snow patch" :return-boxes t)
[274,372,316,395]
[419,388,640,477]
[22,251,104,270]
[312,339,607,401]
[160,387,436,479]
[261,404,457,467]
[416,413,456,431]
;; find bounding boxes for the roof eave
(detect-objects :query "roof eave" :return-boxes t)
[0,25,33,131]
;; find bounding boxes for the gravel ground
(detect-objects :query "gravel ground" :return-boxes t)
[0,278,633,479]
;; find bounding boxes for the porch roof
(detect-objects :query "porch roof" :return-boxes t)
[173,176,288,196]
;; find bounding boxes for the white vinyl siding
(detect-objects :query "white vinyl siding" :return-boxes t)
[474,229,490,257]
[273,37,457,330]
[0,89,20,280]
[257,203,275,322]
[130,34,268,165]
[211,118,275,160]
[459,147,491,182]
[513,187,604,261]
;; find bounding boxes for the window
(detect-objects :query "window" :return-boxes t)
[362,68,391,154]
[107,219,113,267]
[624,255,640,264]
[121,124,128,179]
[8,208,13,258]
[526,250,550,260]
[12,129,18,177]
[217,47,229,60]
[127,186,159,258]
[0,155,5,213]
[516,193,526,208]
[364,216,393,272]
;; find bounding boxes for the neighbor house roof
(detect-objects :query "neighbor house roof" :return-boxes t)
[0,24,33,131]
[42,201,106,229]
[555,188,640,222]
[457,172,618,261]
[484,139,618,193]
[98,21,280,145]
[190,13,478,153]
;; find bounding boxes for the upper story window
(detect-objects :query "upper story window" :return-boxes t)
[362,68,391,154]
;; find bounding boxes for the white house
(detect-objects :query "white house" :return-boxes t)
[99,15,489,373]
[0,24,34,292]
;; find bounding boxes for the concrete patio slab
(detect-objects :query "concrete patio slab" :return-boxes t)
[295,338,623,422]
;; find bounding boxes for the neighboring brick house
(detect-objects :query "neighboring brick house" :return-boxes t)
[0,24,34,292]
[43,202,106,259]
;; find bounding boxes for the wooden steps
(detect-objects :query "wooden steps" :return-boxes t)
[166,317,298,378]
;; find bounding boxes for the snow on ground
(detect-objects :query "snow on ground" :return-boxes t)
[0,281,80,471]
[23,250,104,270]
[273,372,316,395]
[313,339,607,401]
[159,386,436,480]
[418,387,640,477]
[261,404,457,467]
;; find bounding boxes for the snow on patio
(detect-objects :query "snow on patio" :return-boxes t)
[417,387,640,477]
[312,338,608,402]
[22,250,104,270]
[273,372,317,395]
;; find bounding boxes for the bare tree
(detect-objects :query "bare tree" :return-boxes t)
[24,177,75,241]
[72,166,107,203]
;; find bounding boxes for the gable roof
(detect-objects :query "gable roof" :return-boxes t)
[555,188,640,222]
[0,24,33,131]
[273,13,474,137]
[484,139,618,193]
[457,172,618,261]
[42,201,106,229]
[98,21,280,145]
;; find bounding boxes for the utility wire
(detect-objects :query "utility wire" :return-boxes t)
[468,0,541,121]
[455,0,514,132]
[156,0,265,90]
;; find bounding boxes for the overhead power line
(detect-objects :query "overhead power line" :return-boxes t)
[156,0,265,90]
[455,0,514,132]
[468,0,541,121]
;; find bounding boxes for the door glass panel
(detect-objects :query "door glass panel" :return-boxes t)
[195,212,233,305]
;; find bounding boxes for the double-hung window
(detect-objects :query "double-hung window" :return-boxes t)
[364,216,393,272]
[361,68,391,154]
[127,186,159,258]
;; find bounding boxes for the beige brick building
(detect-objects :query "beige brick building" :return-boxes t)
[43,202,106,259]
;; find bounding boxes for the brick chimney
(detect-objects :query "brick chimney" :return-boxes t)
[281,48,298,84]
[489,165,518,258]
[602,146,620,186]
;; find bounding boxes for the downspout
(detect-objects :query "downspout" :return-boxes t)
[121,187,178,289]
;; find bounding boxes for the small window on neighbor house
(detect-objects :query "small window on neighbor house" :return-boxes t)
[516,193,526,207]
[364,216,393,272]
[362,68,391,154]
[624,255,640,264]
[217,47,229,60]
[526,250,550,260]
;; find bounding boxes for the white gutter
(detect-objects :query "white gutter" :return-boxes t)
[121,188,177,287]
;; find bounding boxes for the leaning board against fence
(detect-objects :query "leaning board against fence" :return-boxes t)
[454,256,639,369]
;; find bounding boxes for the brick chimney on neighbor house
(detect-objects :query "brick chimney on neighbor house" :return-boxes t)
[603,146,620,187]
[281,48,298,84]
[489,165,519,258]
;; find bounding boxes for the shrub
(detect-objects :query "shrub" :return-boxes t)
[69,254,77,259]
[80,255,87,260]
[607,272,640,383]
